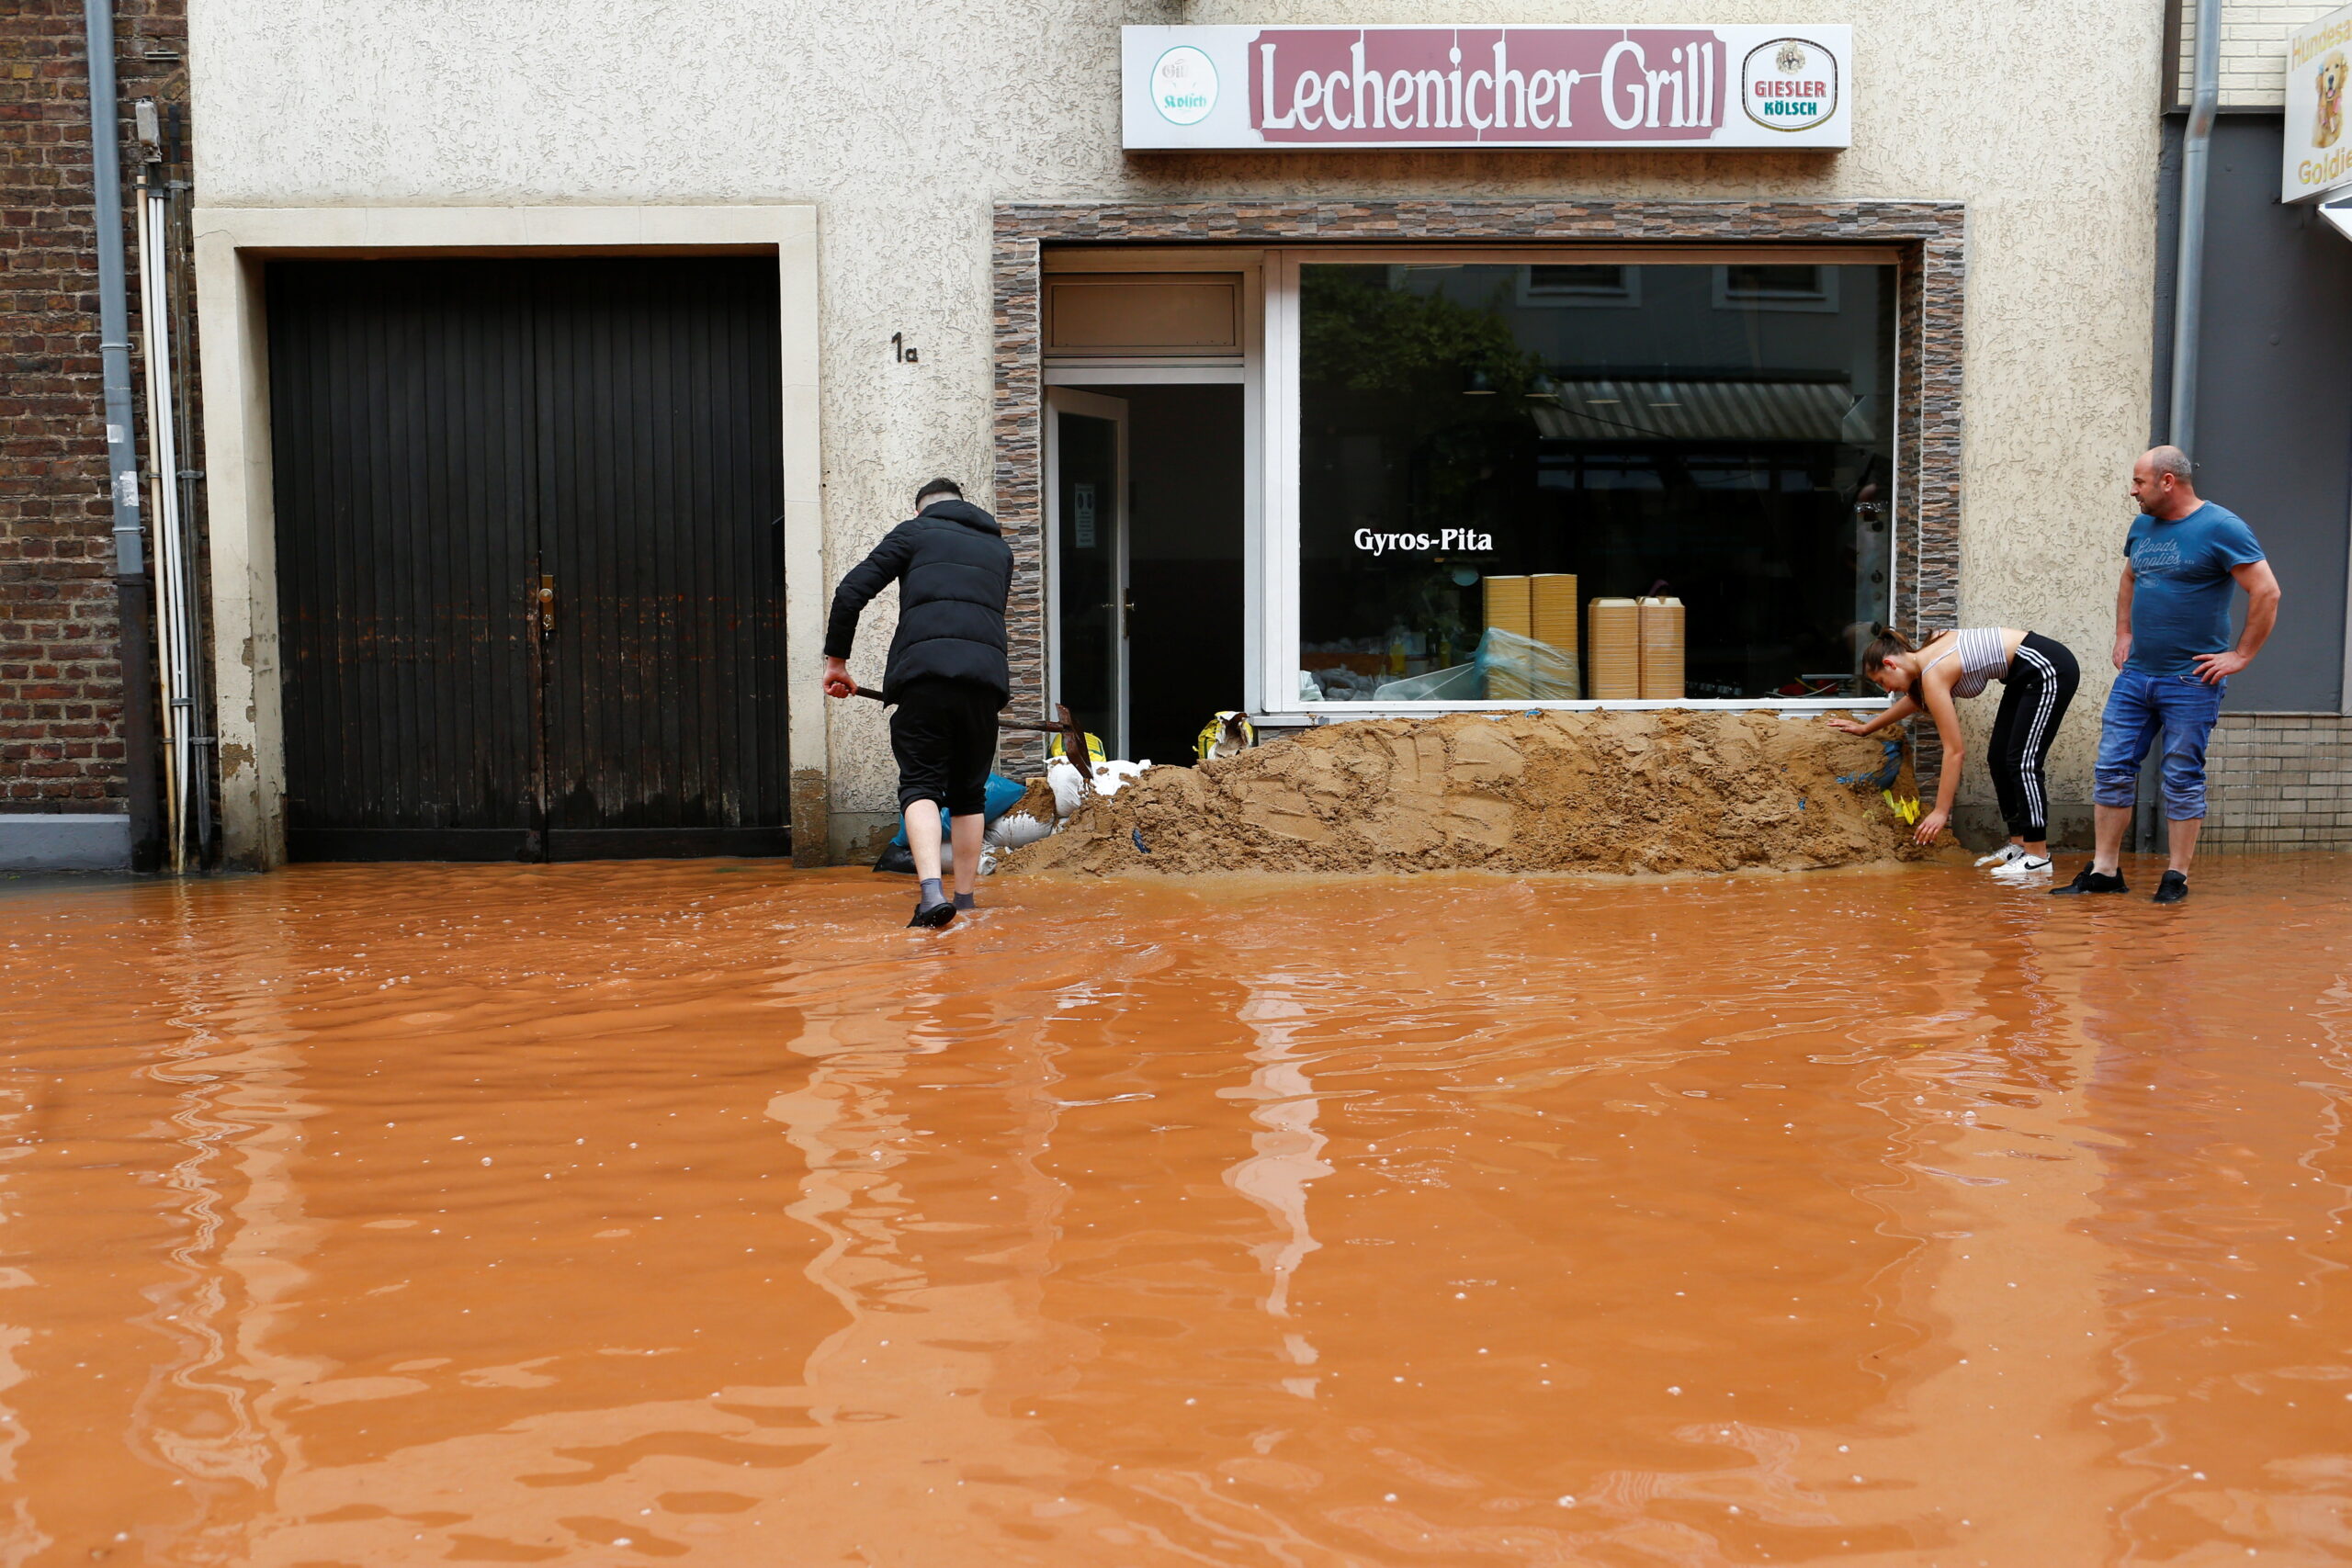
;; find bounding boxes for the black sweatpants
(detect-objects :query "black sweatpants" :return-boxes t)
[889,678,1001,817]
[1987,632,2079,840]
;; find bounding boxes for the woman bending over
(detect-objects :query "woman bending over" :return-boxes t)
[1826,626,2081,878]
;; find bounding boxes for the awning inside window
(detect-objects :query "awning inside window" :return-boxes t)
[1525,378,1871,445]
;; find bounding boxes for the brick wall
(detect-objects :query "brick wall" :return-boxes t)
[2173,1,2342,108]
[0,0,187,814]
[2202,713,2352,849]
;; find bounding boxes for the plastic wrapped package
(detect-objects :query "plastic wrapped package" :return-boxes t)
[1373,660,1485,702]
[1374,628,1581,702]
[1312,667,1385,700]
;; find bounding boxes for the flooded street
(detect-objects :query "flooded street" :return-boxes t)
[4,858,2350,1566]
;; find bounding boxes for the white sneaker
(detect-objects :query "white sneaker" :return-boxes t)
[1975,844,2027,869]
[1989,854,2052,880]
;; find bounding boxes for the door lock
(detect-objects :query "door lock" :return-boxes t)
[537,575,556,636]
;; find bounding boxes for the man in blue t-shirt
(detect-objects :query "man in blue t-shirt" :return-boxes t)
[2053,446,2281,904]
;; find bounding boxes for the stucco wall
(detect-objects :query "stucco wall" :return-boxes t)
[186,0,2165,842]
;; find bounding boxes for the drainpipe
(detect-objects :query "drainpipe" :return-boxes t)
[2140,0,2222,857]
[2167,0,2220,454]
[82,0,162,871]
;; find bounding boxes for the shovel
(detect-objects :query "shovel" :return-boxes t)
[849,684,1093,779]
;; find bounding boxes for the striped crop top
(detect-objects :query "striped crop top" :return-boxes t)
[1920,627,2012,699]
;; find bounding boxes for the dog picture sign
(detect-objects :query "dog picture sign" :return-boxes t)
[1124,25,1851,151]
[2284,3,2352,203]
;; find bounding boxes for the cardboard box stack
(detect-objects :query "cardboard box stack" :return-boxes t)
[1482,575,1532,698]
[1637,595,1685,700]
[1529,573,1581,698]
[1587,597,1641,698]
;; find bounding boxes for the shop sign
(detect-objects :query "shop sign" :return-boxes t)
[1124,25,1851,151]
[2283,2,2352,203]
[1353,528,1495,557]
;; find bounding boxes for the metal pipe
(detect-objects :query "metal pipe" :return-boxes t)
[83,0,163,870]
[161,100,210,858]
[2167,0,2221,454]
[135,149,186,871]
[2142,0,2220,858]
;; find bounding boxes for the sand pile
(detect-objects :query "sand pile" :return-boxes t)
[1001,709,1931,877]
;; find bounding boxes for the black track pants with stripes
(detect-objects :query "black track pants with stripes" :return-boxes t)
[1986,632,2080,840]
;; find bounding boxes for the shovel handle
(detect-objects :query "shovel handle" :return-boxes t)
[850,684,1087,750]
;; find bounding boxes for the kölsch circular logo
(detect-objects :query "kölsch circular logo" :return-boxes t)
[1151,45,1218,126]
[1742,37,1838,131]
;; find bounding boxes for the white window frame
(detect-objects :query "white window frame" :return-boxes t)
[1039,248,1267,733]
[1259,244,1902,723]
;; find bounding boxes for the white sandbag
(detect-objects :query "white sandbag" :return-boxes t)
[1046,757,1088,817]
[986,809,1057,850]
[1093,760,1153,795]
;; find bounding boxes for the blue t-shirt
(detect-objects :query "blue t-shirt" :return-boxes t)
[2123,502,2266,677]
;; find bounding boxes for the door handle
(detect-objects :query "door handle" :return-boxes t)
[537,575,556,636]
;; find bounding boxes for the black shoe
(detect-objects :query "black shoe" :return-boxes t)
[908,899,956,930]
[2050,865,2129,896]
[2152,870,2190,905]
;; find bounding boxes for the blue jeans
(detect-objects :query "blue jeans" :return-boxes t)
[2093,665,2226,820]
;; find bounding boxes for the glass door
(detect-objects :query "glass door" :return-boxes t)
[1046,389,1130,757]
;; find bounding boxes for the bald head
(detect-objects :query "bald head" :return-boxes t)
[2131,446,2199,520]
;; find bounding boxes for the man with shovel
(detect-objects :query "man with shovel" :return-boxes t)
[823,479,1012,928]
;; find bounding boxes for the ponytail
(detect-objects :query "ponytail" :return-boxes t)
[1861,624,1918,679]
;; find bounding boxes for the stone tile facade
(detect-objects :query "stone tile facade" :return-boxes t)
[991,199,1965,771]
[2201,713,2352,850]
[0,0,191,815]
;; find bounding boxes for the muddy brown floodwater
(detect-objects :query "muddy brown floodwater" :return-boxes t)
[3,858,2350,1566]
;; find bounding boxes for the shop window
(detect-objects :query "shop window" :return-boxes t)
[1294,260,1894,703]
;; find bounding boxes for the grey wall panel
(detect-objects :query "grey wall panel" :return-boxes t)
[2181,116,2352,712]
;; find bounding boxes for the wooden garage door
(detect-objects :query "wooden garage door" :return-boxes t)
[269,256,790,861]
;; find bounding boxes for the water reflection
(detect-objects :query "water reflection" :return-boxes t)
[0,858,2346,1563]
[1223,984,1333,1393]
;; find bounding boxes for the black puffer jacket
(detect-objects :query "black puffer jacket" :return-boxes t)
[824,499,1012,702]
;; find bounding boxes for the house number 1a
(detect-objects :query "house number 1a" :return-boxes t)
[891,332,920,364]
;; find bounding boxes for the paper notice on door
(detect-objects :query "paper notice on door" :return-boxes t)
[1075,483,1098,549]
